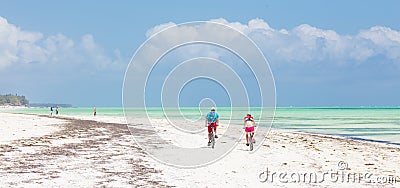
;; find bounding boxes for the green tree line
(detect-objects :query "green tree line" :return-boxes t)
[0,94,29,106]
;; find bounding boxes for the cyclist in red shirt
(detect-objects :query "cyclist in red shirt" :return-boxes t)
[205,107,219,146]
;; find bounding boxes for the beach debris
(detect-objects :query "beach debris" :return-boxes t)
[0,116,169,187]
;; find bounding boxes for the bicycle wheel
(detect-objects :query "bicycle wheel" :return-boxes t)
[211,130,215,149]
[249,134,253,151]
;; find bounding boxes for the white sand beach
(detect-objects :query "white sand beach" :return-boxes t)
[0,112,399,187]
[0,113,66,144]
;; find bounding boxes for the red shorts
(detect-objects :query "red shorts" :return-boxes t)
[208,123,217,133]
[245,126,254,133]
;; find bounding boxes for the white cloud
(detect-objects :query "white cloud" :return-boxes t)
[146,18,400,64]
[0,16,44,68]
[2,16,399,71]
[0,16,124,71]
[145,22,176,38]
[358,26,400,60]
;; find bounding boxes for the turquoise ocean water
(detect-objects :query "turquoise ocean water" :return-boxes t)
[4,107,400,145]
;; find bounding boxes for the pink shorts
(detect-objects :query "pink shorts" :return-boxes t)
[208,123,217,133]
[245,126,254,133]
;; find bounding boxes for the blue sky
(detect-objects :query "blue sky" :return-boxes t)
[0,0,399,107]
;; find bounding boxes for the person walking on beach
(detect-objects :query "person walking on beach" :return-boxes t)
[56,107,59,115]
[244,113,256,146]
[205,107,219,145]
[93,107,97,116]
[50,106,53,116]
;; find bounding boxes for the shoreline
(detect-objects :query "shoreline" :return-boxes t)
[277,129,400,147]
[8,111,400,148]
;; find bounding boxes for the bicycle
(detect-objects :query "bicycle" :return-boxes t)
[208,123,216,149]
[244,127,255,151]
[248,131,254,151]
